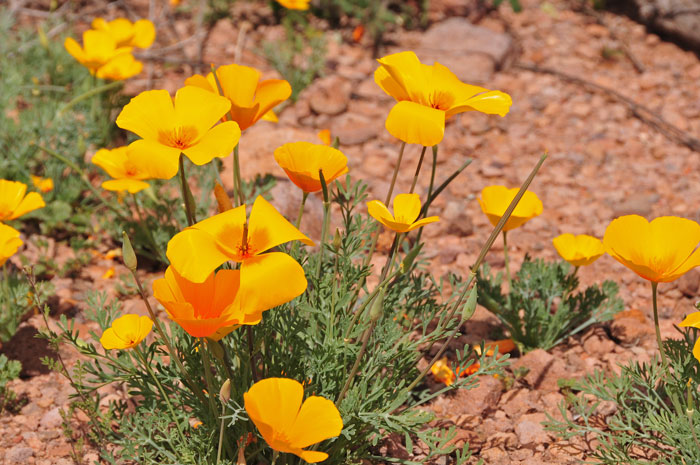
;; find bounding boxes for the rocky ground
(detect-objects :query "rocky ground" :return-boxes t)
[3,0,700,463]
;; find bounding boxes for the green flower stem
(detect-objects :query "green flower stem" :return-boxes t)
[651,282,670,371]
[413,146,439,246]
[199,338,221,420]
[378,233,403,283]
[316,170,331,281]
[405,153,547,392]
[129,193,165,262]
[37,145,129,221]
[216,401,226,464]
[336,319,377,405]
[133,346,187,444]
[295,191,309,228]
[57,80,123,116]
[179,154,197,226]
[343,267,403,340]
[233,144,244,206]
[409,145,428,194]
[503,231,511,291]
[128,268,207,406]
[247,327,260,382]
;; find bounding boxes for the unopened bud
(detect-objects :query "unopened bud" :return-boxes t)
[401,244,423,273]
[332,229,342,251]
[368,286,386,322]
[461,285,478,322]
[219,379,231,404]
[121,231,137,271]
[214,183,233,212]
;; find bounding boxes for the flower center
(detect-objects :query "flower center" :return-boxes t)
[158,126,198,149]
[428,90,454,111]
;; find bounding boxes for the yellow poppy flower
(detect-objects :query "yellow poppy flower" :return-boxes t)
[0,179,45,221]
[367,193,439,233]
[92,146,177,192]
[431,357,456,386]
[167,195,313,310]
[30,175,53,193]
[91,17,156,49]
[678,312,700,362]
[552,233,605,267]
[275,0,310,10]
[478,185,542,232]
[603,215,700,283]
[274,142,348,193]
[374,51,512,146]
[244,378,343,463]
[152,267,259,338]
[116,87,240,173]
[184,64,291,131]
[64,30,136,77]
[95,53,143,81]
[0,224,23,267]
[100,314,153,350]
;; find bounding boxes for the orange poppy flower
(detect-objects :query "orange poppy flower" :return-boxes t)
[116,87,240,175]
[244,378,343,463]
[478,185,542,232]
[64,30,140,79]
[374,51,512,146]
[274,142,348,193]
[100,314,153,350]
[92,146,175,193]
[552,233,605,267]
[431,357,456,386]
[0,179,45,221]
[185,64,291,131]
[153,266,261,338]
[275,0,310,10]
[30,176,53,193]
[367,193,439,233]
[167,196,313,312]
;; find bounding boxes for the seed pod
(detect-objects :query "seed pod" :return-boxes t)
[368,286,386,322]
[121,231,137,271]
[219,379,231,404]
[461,285,478,322]
[332,229,342,251]
[214,183,233,212]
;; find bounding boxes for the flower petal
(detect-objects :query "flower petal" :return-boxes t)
[116,89,176,141]
[64,37,86,64]
[375,51,426,102]
[187,205,247,259]
[367,200,395,226]
[126,139,181,179]
[182,121,240,165]
[166,228,233,283]
[406,215,440,232]
[217,64,261,109]
[448,90,513,118]
[100,327,126,350]
[240,252,307,315]
[392,193,422,224]
[679,311,700,328]
[244,378,304,446]
[385,101,445,146]
[251,79,292,123]
[287,396,343,449]
[184,74,216,93]
[174,86,232,140]
[132,19,156,48]
[294,450,329,463]
[249,196,314,252]
[101,179,149,193]
[10,192,45,220]
[92,147,129,178]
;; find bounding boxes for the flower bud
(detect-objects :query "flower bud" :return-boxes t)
[219,379,231,404]
[461,285,478,322]
[368,286,386,322]
[121,231,137,271]
[214,183,233,213]
[332,228,342,251]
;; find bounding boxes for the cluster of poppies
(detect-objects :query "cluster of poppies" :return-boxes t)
[64,17,155,81]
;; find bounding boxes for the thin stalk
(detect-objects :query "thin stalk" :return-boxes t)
[419,157,472,217]
[409,146,428,193]
[179,154,197,226]
[233,145,244,206]
[57,80,123,116]
[343,267,402,340]
[247,327,260,382]
[128,268,207,405]
[503,231,511,291]
[316,170,331,281]
[37,145,128,220]
[336,320,377,404]
[199,338,221,419]
[130,193,165,262]
[405,153,547,392]
[651,282,670,371]
[270,450,279,465]
[295,192,309,228]
[216,402,226,464]
[134,347,187,443]
[413,146,439,246]
[378,233,402,283]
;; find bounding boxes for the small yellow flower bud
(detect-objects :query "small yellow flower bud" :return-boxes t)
[121,231,137,271]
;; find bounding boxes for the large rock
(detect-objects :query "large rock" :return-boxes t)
[613,0,700,51]
[415,18,513,83]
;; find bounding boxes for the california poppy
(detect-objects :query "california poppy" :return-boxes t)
[91,17,156,49]
[0,224,23,267]
[185,64,291,131]
[374,51,512,146]
[116,87,240,176]
[244,378,342,463]
[64,30,139,78]
[100,314,153,350]
[552,233,605,267]
[604,215,700,283]
[274,142,348,193]
[478,186,542,232]
[367,193,439,233]
[0,180,45,221]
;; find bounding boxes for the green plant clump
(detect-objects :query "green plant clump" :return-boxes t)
[548,325,700,463]
[477,256,623,352]
[0,354,22,414]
